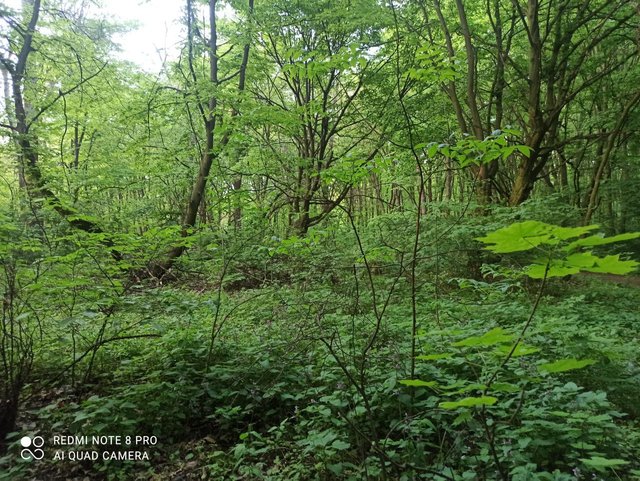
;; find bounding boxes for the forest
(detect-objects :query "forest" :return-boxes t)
[0,0,639,479]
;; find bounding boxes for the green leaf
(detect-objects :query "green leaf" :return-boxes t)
[526,261,579,279]
[580,456,629,469]
[427,143,438,157]
[477,221,553,253]
[439,396,498,410]
[453,411,472,426]
[399,379,438,388]
[549,225,599,240]
[490,383,521,393]
[453,327,513,347]
[515,145,532,157]
[493,344,540,357]
[478,221,599,253]
[538,358,596,374]
[570,442,596,450]
[526,251,638,278]
[566,232,640,251]
[73,412,91,422]
[331,440,351,450]
[565,251,600,268]
[448,383,487,394]
[584,255,638,275]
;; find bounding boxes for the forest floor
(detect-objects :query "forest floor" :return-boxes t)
[3,263,640,481]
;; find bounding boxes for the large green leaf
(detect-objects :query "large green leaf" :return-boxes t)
[478,222,638,278]
[453,327,513,347]
[525,260,579,279]
[439,396,498,410]
[548,225,600,240]
[493,344,540,357]
[566,232,640,251]
[399,379,438,388]
[477,221,599,253]
[476,221,554,253]
[330,440,351,451]
[538,358,596,374]
[583,255,638,275]
[525,252,638,278]
[580,456,629,469]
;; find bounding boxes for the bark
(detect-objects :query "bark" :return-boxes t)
[0,261,33,454]
[455,0,483,139]
[583,90,640,224]
[509,151,544,205]
[434,0,505,204]
[444,156,453,200]
[429,0,635,206]
[1,0,120,258]
[259,9,377,236]
[231,177,242,229]
[230,2,253,229]
[431,0,469,134]
[158,0,253,273]
[508,0,636,204]
[557,154,568,189]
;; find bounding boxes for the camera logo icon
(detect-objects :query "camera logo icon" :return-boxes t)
[20,436,44,460]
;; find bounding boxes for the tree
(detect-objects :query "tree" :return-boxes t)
[153,0,254,274]
[0,0,118,252]
[412,0,639,206]
[247,0,388,234]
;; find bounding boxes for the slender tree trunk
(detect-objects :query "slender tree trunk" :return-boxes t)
[584,90,640,224]
[159,0,253,273]
[1,0,120,258]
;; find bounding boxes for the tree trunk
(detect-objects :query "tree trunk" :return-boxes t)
[509,155,537,206]
[1,0,120,258]
[158,0,253,274]
[584,90,640,224]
